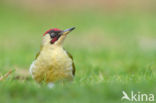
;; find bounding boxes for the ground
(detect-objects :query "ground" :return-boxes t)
[0,2,156,103]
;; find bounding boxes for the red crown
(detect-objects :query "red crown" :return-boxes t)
[43,28,61,36]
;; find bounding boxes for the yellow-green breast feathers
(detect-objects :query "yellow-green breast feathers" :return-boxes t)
[30,46,75,83]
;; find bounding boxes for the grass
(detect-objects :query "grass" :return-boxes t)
[0,3,156,103]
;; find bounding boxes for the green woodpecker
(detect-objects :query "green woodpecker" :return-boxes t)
[29,27,75,87]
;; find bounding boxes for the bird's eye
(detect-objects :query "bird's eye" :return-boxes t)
[50,33,56,38]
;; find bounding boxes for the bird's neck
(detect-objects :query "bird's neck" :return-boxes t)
[41,43,62,51]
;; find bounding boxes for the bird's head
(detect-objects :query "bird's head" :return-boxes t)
[42,27,75,46]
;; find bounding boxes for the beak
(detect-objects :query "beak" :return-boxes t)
[61,27,75,36]
[56,27,75,45]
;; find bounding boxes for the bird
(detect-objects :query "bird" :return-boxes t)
[29,27,76,87]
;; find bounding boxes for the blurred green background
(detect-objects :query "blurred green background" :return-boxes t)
[0,0,156,103]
